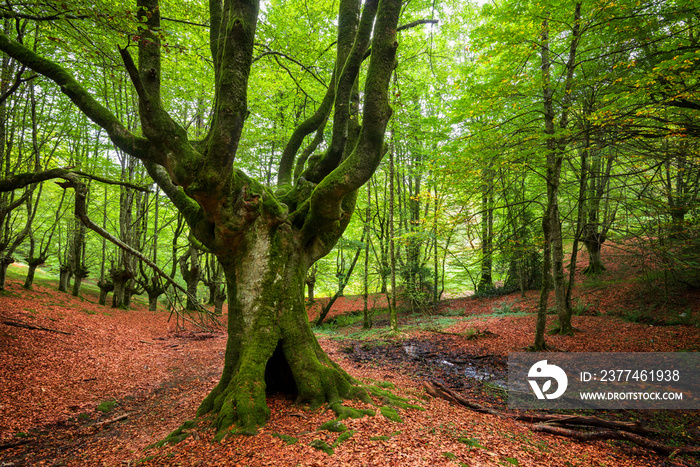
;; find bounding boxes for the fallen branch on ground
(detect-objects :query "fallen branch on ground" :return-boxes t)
[520,414,660,435]
[88,413,131,431]
[532,424,700,456]
[0,438,32,450]
[2,319,72,335]
[424,379,699,457]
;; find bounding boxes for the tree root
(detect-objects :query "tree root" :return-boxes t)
[531,424,699,456]
[423,380,699,457]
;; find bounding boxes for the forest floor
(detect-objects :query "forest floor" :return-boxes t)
[1,245,700,466]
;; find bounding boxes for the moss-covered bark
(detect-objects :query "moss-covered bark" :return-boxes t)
[582,234,606,275]
[197,217,367,435]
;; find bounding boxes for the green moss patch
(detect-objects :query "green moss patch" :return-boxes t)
[380,406,403,423]
[148,420,197,448]
[96,400,117,413]
[309,439,334,455]
[320,420,347,432]
[329,402,375,420]
[332,429,356,448]
[272,433,298,445]
[368,385,423,411]
[458,437,486,449]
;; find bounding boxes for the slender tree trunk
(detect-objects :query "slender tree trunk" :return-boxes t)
[582,145,609,275]
[388,143,398,331]
[315,233,364,326]
[363,179,371,329]
[533,211,552,351]
[551,202,571,334]
[539,8,579,337]
[305,268,316,304]
[433,185,439,303]
[566,139,590,310]
[477,188,494,292]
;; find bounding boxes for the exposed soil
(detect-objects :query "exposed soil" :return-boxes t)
[1,245,699,467]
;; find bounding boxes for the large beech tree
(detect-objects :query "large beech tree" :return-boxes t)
[0,0,401,433]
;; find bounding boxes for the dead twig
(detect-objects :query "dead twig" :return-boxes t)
[93,413,131,429]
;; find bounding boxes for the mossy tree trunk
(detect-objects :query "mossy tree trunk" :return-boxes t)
[305,266,316,304]
[58,265,71,293]
[476,159,494,294]
[199,218,366,433]
[537,5,581,339]
[23,257,44,289]
[0,0,402,434]
[0,255,13,290]
[581,137,614,276]
[582,231,606,274]
[124,282,141,308]
[213,286,227,315]
[97,279,114,306]
[142,276,165,311]
[111,269,132,309]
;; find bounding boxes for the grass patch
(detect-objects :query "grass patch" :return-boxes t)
[457,437,485,449]
[571,298,595,316]
[96,400,117,413]
[491,300,519,315]
[149,420,197,448]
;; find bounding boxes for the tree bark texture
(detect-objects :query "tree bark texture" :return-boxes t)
[197,219,367,433]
